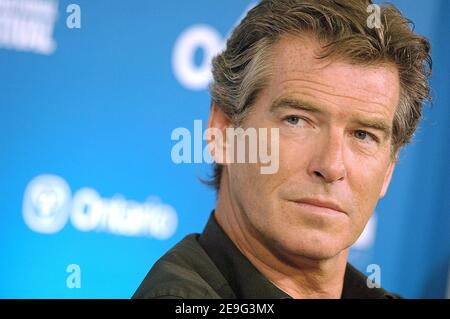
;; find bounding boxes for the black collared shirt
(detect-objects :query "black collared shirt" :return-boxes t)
[133,212,399,299]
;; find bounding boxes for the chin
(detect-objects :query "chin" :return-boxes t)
[272,228,349,261]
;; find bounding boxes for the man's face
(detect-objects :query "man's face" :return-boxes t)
[221,35,399,260]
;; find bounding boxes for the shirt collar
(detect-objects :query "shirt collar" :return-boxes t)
[199,211,291,299]
[199,211,390,299]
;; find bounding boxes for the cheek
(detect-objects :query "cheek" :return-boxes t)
[231,132,303,196]
[346,153,390,219]
[278,132,314,173]
[229,162,272,205]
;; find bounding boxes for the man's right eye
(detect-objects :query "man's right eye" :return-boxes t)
[283,115,306,126]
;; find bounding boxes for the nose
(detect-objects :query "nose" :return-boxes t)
[307,128,346,184]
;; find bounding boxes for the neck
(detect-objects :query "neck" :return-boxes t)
[214,171,348,299]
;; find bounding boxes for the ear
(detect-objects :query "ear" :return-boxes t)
[206,102,232,164]
[379,159,396,198]
[207,101,231,131]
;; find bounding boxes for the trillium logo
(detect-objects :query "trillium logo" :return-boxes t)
[22,174,71,234]
[22,174,178,240]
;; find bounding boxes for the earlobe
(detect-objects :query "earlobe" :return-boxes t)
[379,160,396,198]
[206,102,232,164]
[207,102,232,132]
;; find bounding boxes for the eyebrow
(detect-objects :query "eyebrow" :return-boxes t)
[352,118,392,139]
[270,97,392,140]
[270,97,323,115]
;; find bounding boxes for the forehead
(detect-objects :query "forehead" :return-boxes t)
[266,35,400,118]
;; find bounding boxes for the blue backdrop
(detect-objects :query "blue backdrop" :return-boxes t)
[0,0,448,298]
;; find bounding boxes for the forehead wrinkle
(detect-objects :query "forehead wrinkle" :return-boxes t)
[280,80,388,116]
[275,77,393,111]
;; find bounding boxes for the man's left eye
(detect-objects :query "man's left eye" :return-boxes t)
[354,130,376,142]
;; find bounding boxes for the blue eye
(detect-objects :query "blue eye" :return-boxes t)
[354,130,378,143]
[284,115,307,126]
[354,130,368,140]
[286,116,300,125]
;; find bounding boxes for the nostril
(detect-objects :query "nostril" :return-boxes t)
[314,171,323,178]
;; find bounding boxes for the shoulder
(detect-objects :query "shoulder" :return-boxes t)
[344,263,402,299]
[132,234,233,299]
